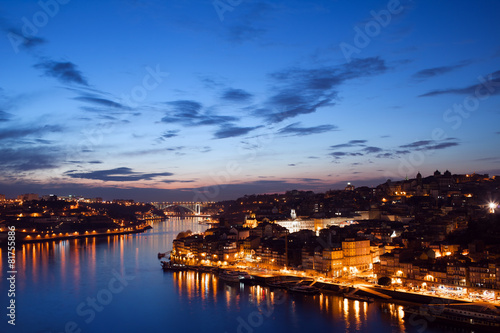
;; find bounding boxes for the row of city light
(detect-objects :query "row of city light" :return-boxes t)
[14,226,145,240]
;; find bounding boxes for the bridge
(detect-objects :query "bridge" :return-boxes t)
[152,201,211,216]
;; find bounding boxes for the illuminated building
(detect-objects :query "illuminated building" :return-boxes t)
[342,238,371,272]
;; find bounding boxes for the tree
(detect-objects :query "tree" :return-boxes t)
[378,276,392,286]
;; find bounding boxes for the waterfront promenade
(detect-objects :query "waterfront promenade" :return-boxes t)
[162,263,500,307]
[0,223,152,244]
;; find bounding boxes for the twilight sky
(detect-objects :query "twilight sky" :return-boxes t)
[1,0,499,201]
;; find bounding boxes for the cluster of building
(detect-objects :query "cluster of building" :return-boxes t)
[375,245,500,300]
[171,171,500,301]
[0,193,106,203]
[171,222,376,278]
[0,197,164,240]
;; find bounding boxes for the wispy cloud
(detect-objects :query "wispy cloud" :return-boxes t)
[257,57,388,123]
[412,60,471,79]
[329,138,460,161]
[278,122,338,136]
[161,179,196,184]
[362,146,383,154]
[224,2,273,43]
[221,88,253,102]
[34,59,89,86]
[159,130,180,140]
[226,24,266,43]
[0,146,63,171]
[375,153,394,158]
[419,70,500,97]
[330,140,367,149]
[5,28,47,51]
[123,147,186,157]
[65,167,174,182]
[213,125,262,139]
[161,100,238,126]
[198,75,226,89]
[399,139,459,151]
[330,152,363,158]
[399,140,433,148]
[74,94,131,110]
[0,110,12,122]
[0,125,63,141]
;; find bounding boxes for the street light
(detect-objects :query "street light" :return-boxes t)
[488,202,497,213]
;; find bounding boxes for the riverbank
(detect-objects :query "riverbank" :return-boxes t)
[159,263,476,306]
[0,224,152,244]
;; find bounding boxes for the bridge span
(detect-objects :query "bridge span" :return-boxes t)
[152,201,212,216]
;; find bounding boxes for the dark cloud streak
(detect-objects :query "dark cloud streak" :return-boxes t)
[412,60,471,79]
[278,122,338,136]
[330,140,367,149]
[221,88,253,102]
[0,110,12,122]
[0,146,63,171]
[34,60,89,86]
[5,28,47,50]
[213,125,262,139]
[259,57,388,123]
[0,125,62,141]
[419,70,500,97]
[65,167,174,182]
[74,95,130,110]
[161,99,238,127]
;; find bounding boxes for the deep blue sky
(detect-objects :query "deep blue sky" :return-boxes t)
[1,0,499,201]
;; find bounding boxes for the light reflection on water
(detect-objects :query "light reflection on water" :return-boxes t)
[0,218,474,333]
[170,268,409,333]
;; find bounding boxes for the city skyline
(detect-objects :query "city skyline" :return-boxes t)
[1,0,500,201]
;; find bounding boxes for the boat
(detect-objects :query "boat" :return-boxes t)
[218,270,251,282]
[239,276,257,285]
[161,261,186,271]
[288,284,320,295]
[158,252,167,259]
[403,302,500,331]
[267,280,297,290]
[342,293,374,303]
[198,265,219,273]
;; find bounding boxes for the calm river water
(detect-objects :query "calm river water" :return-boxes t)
[0,218,475,333]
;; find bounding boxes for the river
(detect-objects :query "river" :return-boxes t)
[0,218,475,333]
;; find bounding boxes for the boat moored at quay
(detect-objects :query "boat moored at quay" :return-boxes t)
[218,269,252,282]
[342,292,374,303]
[403,302,500,331]
[161,261,187,271]
[288,284,320,295]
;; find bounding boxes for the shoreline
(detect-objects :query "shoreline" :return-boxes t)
[0,225,152,245]
[161,263,478,306]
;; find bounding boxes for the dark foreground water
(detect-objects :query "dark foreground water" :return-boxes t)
[1,218,476,333]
